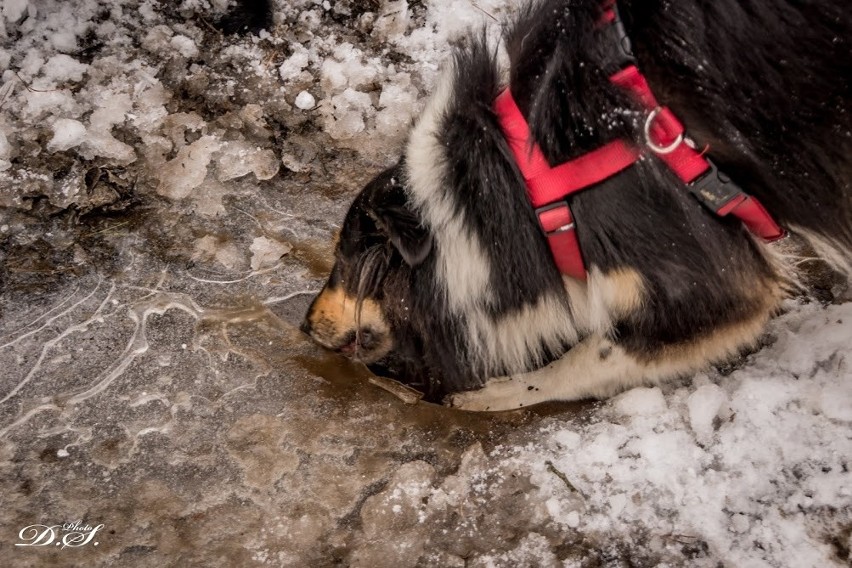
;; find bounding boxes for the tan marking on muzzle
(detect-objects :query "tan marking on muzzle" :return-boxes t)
[305,286,393,362]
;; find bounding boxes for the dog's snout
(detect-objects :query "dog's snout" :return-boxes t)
[300,285,393,363]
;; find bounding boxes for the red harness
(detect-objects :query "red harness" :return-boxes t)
[494,4,785,280]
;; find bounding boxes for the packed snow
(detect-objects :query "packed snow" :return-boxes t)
[0,0,849,566]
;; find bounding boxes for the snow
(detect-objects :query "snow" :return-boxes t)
[170,34,200,59]
[613,385,668,416]
[294,90,316,110]
[686,383,728,442]
[278,44,311,82]
[502,300,852,567]
[0,0,849,566]
[0,126,11,161]
[48,118,87,151]
[41,54,89,83]
[2,0,29,23]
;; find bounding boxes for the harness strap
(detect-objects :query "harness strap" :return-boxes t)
[495,90,636,279]
[495,5,785,280]
[611,64,785,242]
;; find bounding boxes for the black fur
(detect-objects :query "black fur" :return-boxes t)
[306,0,851,401]
[505,0,851,353]
[216,0,273,35]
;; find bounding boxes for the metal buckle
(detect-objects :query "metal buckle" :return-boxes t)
[688,159,744,212]
[535,201,575,236]
[644,107,684,154]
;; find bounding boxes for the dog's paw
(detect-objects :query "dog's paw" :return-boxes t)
[445,377,527,412]
[445,390,495,411]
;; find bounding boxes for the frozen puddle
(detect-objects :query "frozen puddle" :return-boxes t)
[1,256,849,566]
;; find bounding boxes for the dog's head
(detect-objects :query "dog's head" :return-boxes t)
[301,161,432,373]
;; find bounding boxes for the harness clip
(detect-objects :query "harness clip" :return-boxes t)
[688,159,746,215]
[597,4,636,72]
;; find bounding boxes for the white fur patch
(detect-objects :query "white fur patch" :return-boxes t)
[468,293,579,374]
[404,62,588,376]
[405,62,493,314]
[789,225,852,279]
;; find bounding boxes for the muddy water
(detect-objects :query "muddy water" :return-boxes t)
[1,154,595,567]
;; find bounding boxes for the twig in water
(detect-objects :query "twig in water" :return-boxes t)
[545,460,586,498]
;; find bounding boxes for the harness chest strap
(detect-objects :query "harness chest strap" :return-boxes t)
[495,64,785,280]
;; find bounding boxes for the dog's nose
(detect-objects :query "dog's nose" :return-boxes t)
[299,319,311,335]
[358,329,375,350]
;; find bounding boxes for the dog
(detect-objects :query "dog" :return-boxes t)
[302,0,852,411]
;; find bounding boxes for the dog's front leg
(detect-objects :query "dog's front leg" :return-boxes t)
[447,334,653,411]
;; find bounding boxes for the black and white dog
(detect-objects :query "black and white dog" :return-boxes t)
[302,0,851,410]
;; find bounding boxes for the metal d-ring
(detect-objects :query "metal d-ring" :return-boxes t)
[644,107,683,154]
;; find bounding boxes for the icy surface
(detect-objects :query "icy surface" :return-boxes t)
[0,1,849,566]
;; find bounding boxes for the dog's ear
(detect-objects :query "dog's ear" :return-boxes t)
[362,164,433,267]
[372,200,433,267]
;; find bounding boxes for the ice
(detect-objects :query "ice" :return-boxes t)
[47,118,87,151]
[156,135,220,199]
[278,44,311,82]
[216,140,280,182]
[76,90,136,163]
[193,235,245,270]
[373,0,410,42]
[323,87,374,140]
[22,88,79,120]
[142,25,174,54]
[189,177,229,218]
[324,43,381,92]
[475,533,559,568]
[0,126,10,163]
[249,236,292,271]
[376,80,419,139]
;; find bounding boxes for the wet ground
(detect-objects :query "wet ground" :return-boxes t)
[0,126,605,566]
